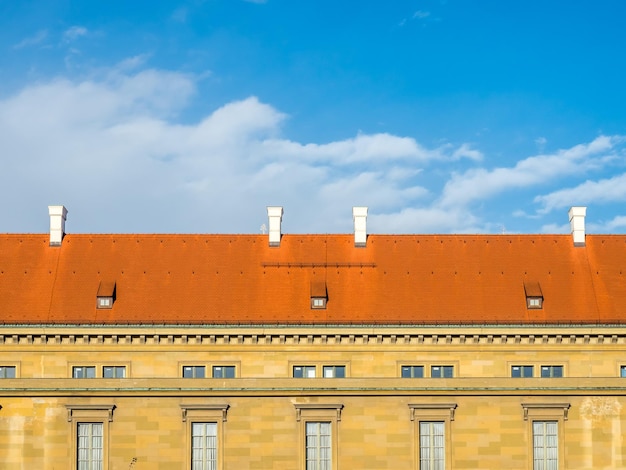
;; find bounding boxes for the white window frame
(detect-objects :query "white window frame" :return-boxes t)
[532,421,558,470]
[77,422,104,470]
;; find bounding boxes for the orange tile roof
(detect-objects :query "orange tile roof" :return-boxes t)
[1,233,625,325]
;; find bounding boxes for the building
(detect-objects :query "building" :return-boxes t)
[1,205,626,469]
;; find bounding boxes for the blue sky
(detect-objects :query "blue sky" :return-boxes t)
[1,1,626,234]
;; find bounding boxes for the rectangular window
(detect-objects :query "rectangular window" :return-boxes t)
[102,366,126,378]
[540,366,563,378]
[293,366,317,378]
[183,366,206,378]
[0,366,16,378]
[77,422,103,470]
[191,422,217,470]
[305,421,332,470]
[512,365,534,378]
[621,366,626,378]
[419,421,445,470]
[431,366,453,378]
[323,365,345,378]
[73,366,96,378]
[533,421,558,470]
[401,366,424,378]
[212,366,235,378]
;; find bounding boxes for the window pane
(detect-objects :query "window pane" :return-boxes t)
[294,366,316,378]
[183,366,205,378]
[0,366,16,378]
[402,366,423,378]
[212,366,235,378]
[306,422,331,470]
[77,423,103,470]
[533,421,558,470]
[420,421,445,470]
[192,422,217,470]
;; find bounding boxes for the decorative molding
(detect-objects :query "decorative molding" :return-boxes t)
[294,403,343,422]
[65,404,115,422]
[2,331,626,347]
[408,403,458,421]
[180,404,229,422]
[521,402,570,421]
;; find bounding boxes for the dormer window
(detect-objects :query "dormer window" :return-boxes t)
[524,281,543,309]
[97,281,116,309]
[310,280,327,310]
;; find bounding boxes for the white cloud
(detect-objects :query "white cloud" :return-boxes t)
[3,65,621,235]
[12,30,48,49]
[413,10,430,19]
[534,172,626,213]
[1,66,480,234]
[63,26,88,42]
[439,135,618,208]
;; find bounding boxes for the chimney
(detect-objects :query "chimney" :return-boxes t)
[48,205,68,246]
[353,206,368,247]
[267,206,283,247]
[568,206,586,247]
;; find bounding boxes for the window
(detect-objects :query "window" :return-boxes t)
[540,366,563,378]
[180,404,229,470]
[306,421,332,470]
[293,366,317,378]
[621,366,626,377]
[73,366,96,378]
[512,365,534,378]
[0,366,16,378]
[192,422,217,470]
[524,281,543,309]
[323,365,345,378]
[212,366,235,378]
[66,404,114,470]
[402,366,424,378]
[431,366,453,378]
[102,366,126,378]
[532,421,558,470]
[294,403,342,470]
[311,297,327,309]
[522,402,569,470]
[310,280,328,309]
[77,423,103,470]
[409,403,456,470]
[96,280,115,309]
[419,421,445,470]
[183,366,206,378]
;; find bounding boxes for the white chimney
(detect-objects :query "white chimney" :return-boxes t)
[267,206,283,247]
[353,206,368,247]
[568,206,586,247]
[48,205,68,246]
